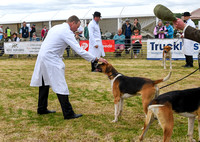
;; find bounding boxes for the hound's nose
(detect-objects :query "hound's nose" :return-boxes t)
[164,50,167,53]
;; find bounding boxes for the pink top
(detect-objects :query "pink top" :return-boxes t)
[131,35,142,44]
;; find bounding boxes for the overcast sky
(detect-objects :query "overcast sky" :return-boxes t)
[0,0,200,15]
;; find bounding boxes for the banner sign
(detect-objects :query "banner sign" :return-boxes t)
[147,39,199,60]
[80,40,115,52]
[4,42,42,54]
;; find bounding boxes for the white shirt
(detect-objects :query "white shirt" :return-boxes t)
[183,19,196,55]
[0,28,3,36]
[30,23,96,95]
[88,19,105,58]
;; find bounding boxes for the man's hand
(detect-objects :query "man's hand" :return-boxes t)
[95,45,98,48]
[98,57,108,64]
[173,18,186,30]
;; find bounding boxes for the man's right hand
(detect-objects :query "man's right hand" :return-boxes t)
[98,57,108,64]
[173,18,186,30]
[95,45,98,48]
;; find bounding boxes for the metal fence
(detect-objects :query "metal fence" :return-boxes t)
[0,40,147,59]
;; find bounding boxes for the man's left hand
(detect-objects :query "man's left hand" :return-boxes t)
[98,57,108,64]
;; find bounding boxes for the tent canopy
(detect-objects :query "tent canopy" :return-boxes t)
[0,6,155,24]
[191,8,200,20]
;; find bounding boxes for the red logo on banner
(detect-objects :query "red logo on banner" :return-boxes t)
[80,40,115,52]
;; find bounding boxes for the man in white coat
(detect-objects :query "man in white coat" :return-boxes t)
[88,11,105,72]
[30,15,108,120]
[182,12,196,68]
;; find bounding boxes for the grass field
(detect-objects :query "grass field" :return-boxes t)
[0,58,199,142]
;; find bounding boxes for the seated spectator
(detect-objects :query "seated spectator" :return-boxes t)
[113,28,125,57]
[131,29,142,58]
[165,21,174,38]
[12,33,20,42]
[154,20,166,39]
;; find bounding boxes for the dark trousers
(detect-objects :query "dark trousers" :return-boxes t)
[125,36,131,54]
[132,42,142,54]
[185,55,193,67]
[91,60,98,72]
[38,77,74,118]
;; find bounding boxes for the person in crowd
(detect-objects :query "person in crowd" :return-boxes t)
[41,25,48,41]
[165,21,174,38]
[30,15,108,120]
[154,20,166,39]
[5,26,11,42]
[181,12,196,68]
[113,28,125,57]
[131,29,142,58]
[173,18,200,43]
[122,18,133,54]
[132,18,141,34]
[0,25,3,41]
[78,24,83,37]
[84,21,89,40]
[20,21,30,41]
[30,24,36,41]
[12,33,20,42]
[88,11,105,72]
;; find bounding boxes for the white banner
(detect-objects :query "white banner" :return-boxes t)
[147,39,200,60]
[4,42,42,54]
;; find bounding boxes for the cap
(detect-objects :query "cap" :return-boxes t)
[125,18,130,22]
[93,11,101,17]
[182,12,191,16]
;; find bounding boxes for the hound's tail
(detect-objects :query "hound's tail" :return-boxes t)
[153,71,172,85]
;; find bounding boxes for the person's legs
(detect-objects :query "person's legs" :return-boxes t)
[37,77,56,114]
[188,55,193,67]
[57,94,82,119]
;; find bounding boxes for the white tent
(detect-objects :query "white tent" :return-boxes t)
[0,6,156,37]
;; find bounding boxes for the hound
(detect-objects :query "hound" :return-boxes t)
[139,87,200,142]
[96,63,171,122]
[162,46,172,69]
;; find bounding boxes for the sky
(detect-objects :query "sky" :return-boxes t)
[0,0,200,15]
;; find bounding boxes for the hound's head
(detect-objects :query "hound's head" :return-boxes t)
[96,63,118,77]
[163,46,172,53]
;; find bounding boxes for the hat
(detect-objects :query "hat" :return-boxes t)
[93,11,101,17]
[75,31,79,33]
[33,24,36,26]
[182,12,191,16]
[125,18,130,22]
[154,4,176,21]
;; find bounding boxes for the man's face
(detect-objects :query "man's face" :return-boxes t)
[166,23,170,27]
[23,22,26,27]
[118,29,122,34]
[94,17,100,23]
[70,21,80,32]
[184,16,190,21]
[126,21,129,25]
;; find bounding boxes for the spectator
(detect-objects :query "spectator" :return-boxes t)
[181,12,196,68]
[132,18,141,34]
[165,21,174,38]
[131,29,142,58]
[78,24,83,37]
[41,25,48,41]
[5,27,11,42]
[122,18,133,54]
[20,21,30,41]
[12,33,20,42]
[30,24,36,41]
[0,25,3,41]
[84,21,89,40]
[113,28,125,57]
[154,20,166,39]
[88,11,105,72]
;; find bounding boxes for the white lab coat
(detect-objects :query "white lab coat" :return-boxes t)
[30,23,95,95]
[88,19,105,58]
[183,19,196,56]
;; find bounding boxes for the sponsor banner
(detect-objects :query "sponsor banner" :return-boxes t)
[147,39,199,60]
[4,42,42,54]
[80,40,115,52]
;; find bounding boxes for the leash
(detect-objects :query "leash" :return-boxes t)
[160,67,199,89]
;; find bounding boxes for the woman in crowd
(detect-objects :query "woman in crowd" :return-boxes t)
[154,20,166,39]
[131,29,142,58]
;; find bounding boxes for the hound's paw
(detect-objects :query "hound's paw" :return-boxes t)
[112,119,118,123]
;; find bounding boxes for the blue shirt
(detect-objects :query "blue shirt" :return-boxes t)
[125,25,132,37]
[165,25,174,38]
[113,34,125,44]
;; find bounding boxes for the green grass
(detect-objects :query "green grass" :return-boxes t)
[0,58,199,141]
